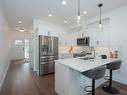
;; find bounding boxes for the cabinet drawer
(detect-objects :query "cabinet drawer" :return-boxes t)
[59,53,73,59]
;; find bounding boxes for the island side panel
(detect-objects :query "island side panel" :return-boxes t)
[68,69,91,95]
[55,61,109,95]
[55,62,70,95]
[68,68,109,95]
[55,62,92,95]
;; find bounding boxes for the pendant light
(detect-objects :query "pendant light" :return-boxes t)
[77,0,81,25]
[98,3,103,30]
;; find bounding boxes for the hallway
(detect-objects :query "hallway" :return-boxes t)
[0,60,56,95]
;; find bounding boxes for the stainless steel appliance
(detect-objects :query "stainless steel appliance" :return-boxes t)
[77,37,90,46]
[39,35,58,76]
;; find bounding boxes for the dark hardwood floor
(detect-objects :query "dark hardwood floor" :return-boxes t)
[0,59,127,95]
[0,60,56,95]
[87,81,127,95]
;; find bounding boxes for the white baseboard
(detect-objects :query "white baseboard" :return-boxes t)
[113,77,127,85]
[0,85,1,91]
[0,62,10,91]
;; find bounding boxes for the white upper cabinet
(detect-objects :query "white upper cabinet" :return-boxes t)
[38,27,58,37]
[38,28,48,36]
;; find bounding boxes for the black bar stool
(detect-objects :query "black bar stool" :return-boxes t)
[102,60,122,94]
[82,66,106,95]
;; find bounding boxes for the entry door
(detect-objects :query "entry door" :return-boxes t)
[12,40,25,60]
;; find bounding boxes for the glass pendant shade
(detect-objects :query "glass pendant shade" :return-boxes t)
[77,0,81,25]
[98,3,103,31]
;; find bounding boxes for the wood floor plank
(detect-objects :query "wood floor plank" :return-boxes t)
[0,59,127,95]
[0,60,56,95]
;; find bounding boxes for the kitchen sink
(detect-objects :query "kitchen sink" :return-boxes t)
[80,57,94,60]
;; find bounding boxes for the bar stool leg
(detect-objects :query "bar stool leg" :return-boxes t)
[92,79,95,95]
[109,70,112,88]
[102,70,120,94]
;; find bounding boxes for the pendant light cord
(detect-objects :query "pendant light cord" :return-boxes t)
[78,0,80,16]
[100,6,101,24]
[98,3,103,24]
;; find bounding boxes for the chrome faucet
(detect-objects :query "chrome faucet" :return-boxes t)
[91,47,96,59]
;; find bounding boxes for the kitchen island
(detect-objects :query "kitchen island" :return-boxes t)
[55,58,119,95]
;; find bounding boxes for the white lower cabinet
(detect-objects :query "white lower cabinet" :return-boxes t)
[59,53,73,59]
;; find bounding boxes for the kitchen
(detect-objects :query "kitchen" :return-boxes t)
[32,1,127,94]
[0,0,127,95]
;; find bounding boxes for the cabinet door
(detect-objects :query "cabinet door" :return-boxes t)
[50,31,57,37]
[38,28,49,36]
[59,53,73,59]
[38,28,58,37]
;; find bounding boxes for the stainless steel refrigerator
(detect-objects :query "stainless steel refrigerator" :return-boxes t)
[39,35,58,76]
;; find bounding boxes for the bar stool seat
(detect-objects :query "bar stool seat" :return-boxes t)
[82,66,106,95]
[102,60,122,94]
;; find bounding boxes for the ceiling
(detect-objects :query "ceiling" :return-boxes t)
[1,0,127,31]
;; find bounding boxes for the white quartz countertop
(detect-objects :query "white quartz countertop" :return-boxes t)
[55,58,120,73]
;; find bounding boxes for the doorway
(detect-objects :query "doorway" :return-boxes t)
[24,39,29,59]
[12,39,29,60]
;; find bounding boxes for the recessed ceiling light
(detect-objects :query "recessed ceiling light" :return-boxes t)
[18,21,22,23]
[83,11,87,15]
[97,0,99,2]
[64,21,68,23]
[62,1,67,5]
[48,14,52,17]
[19,29,25,32]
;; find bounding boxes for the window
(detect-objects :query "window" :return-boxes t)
[15,40,23,45]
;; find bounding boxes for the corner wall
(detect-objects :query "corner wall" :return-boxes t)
[0,2,10,90]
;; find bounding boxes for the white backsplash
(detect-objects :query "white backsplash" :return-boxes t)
[59,46,82,54]
[95,46,122,59]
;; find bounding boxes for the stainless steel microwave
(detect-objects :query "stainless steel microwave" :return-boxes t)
[77,37,90,46]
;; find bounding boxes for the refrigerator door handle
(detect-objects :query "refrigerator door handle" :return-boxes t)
[51,37,54,55]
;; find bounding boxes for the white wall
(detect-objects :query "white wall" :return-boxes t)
[9,31,31,60]
[67,5,127,84]
[109,6,127,84]
[0,3,10,90]
[84,6,127,84]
